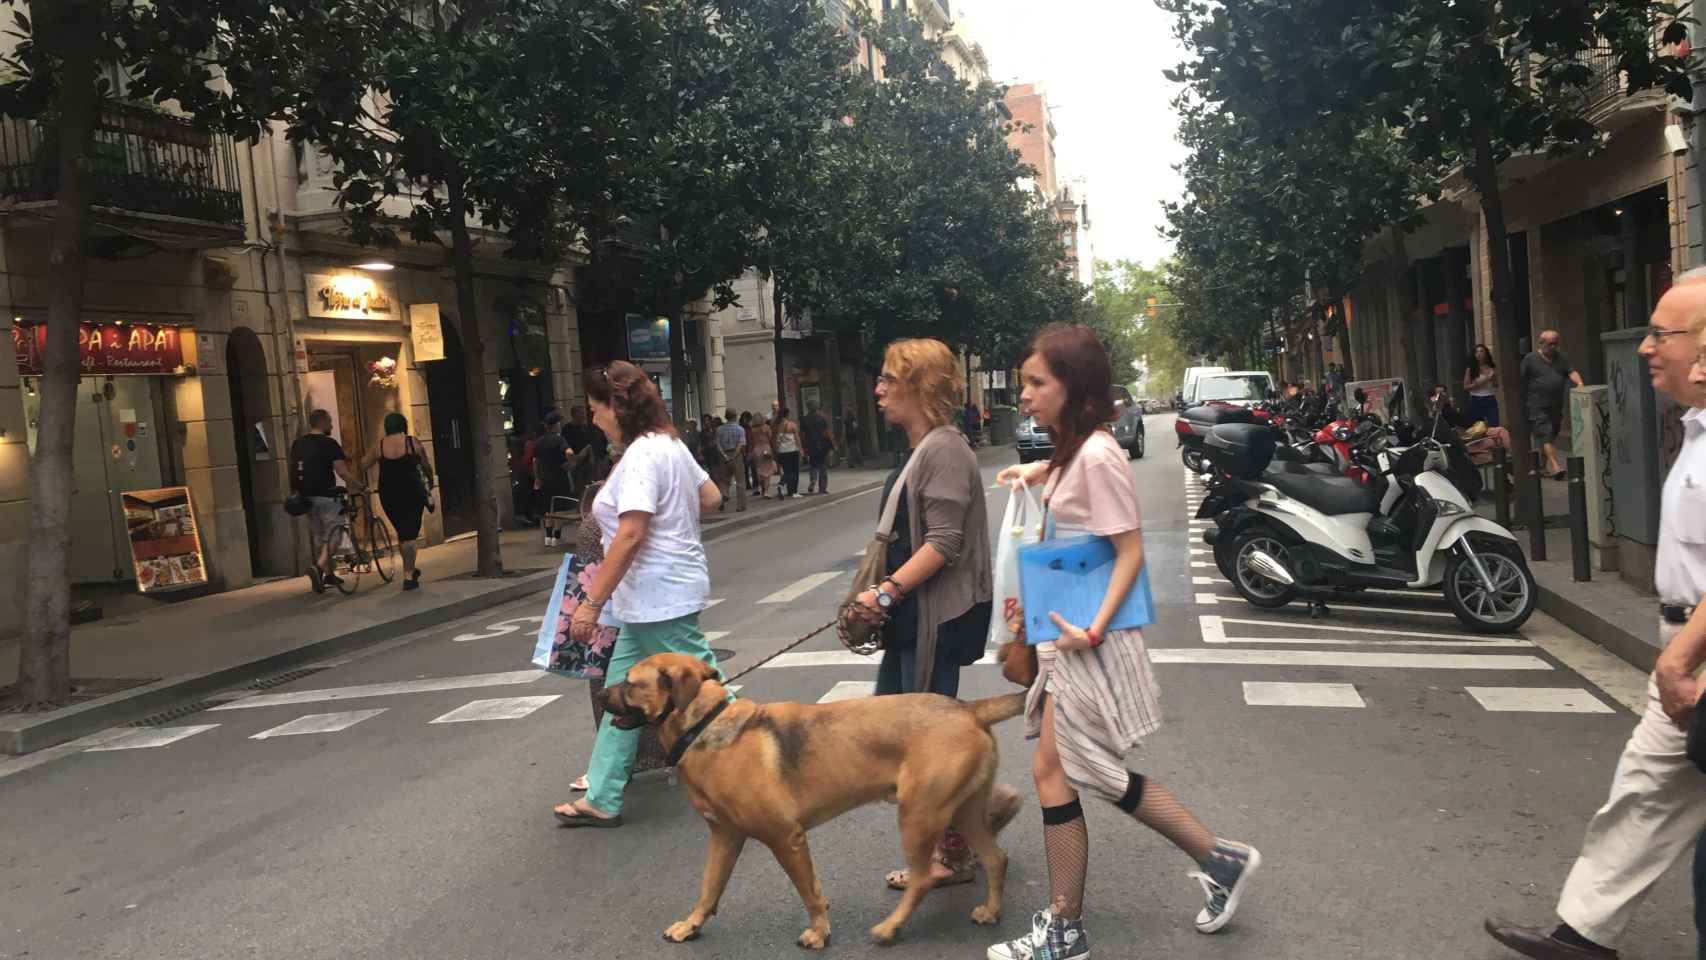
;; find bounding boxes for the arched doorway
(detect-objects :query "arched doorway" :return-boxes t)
[424,320,477,537]
[226,327,277,576]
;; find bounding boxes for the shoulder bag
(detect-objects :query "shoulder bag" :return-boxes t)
[406,437,436,513]
[837,426,953,655]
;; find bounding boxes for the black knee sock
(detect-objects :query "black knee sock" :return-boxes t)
[1041,799,1089,921]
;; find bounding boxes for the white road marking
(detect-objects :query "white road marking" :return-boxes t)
[758,650,880,668]
[1206,614,1497,642]
[1193,593,1454,618]
[453,615,544,642]
[1464,687,1614,714]
[430,695,562,723]
[818,681,877,703]
[1194,576,1218,585]
[1243,681,1365,708]
[705,598,725,609]
[86,725,219,752]
[1150,649,1551,670]
[210,670,545,711]
[758,571,842,604]
[1521,612,1647,713]
[726,684,743,695]
[1189,548,1208,556]
[1191,561,1213,569]
[250,709,387,740]
[705,631,730,644]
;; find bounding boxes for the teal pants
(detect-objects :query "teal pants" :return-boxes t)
[585,613,721,815]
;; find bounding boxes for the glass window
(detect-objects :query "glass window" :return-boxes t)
[1197,375,1270,402]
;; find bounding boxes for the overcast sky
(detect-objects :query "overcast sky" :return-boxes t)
[957,0,1188,270]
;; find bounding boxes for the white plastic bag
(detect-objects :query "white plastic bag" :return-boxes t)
[987,481,1043,649]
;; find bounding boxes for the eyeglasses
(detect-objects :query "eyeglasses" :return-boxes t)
[876,373,899,387]
[1644,326,1691,342]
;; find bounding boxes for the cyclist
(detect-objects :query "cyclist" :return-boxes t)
[290,409,358,593]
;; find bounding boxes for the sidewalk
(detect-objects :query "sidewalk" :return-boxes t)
[0,452,945,755]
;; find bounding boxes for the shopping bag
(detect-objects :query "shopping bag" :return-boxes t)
[987,481,1043,649]
[531,553,619,679]
[1018,535,1155,645]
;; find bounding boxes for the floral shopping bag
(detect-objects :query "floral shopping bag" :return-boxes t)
[531,553,618,680]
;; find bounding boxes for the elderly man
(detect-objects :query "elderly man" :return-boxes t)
[1521,329,1586,479]
[1486,278,1706,960]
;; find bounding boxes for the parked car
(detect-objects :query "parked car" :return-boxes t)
[1179,365,1229,409]
[1112,387,1147,459]
[1014,415,1054,463]
[1194,371,1276,408]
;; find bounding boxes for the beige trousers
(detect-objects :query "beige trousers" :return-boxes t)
[1557,620,1706,946]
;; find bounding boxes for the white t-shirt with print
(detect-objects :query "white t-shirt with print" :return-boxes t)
[591,431,711,624]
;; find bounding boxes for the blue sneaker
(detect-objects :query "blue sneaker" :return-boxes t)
[987,910,1090,960]
[1190,840,1261,933]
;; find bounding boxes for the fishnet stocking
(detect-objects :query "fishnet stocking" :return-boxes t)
[1043,811,1090,920]
[1131,779,1214,862]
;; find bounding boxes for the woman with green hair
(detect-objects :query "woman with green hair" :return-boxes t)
[361,411,435,589]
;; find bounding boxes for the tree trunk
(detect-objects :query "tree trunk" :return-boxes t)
[1470,124,1534,520]
[772,278,787,415]
[445,176,503,577]
[17,16,102,704]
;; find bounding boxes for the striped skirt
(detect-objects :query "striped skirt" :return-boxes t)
[1024,628,1164,801]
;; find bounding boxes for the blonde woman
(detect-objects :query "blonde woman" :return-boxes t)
[843,338,1022,891]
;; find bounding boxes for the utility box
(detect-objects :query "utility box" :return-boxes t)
[1601,328,1662,593]
[1569,384,1617,572]
[990,406,1017,445]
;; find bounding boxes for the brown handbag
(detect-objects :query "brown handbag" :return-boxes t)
[837,426,954,655]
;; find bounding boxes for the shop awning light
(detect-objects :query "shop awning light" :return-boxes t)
[355,260,395,271]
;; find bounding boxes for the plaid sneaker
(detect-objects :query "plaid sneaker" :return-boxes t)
[1189,840,1261,934]
[986,911,1090,960]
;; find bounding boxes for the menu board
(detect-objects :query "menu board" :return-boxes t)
[122,486,209,593]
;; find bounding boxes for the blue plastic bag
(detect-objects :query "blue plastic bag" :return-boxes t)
[1017,534,1155,645]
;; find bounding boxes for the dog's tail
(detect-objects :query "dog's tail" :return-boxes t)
[968,692,1026,728]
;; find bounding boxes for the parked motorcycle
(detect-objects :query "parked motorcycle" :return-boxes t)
[1195,417,1535,633]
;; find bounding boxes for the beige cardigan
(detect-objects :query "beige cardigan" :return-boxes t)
[900,429,993,692]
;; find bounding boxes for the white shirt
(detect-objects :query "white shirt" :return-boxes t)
[591,432,710,624]
[1657,408,1706,605]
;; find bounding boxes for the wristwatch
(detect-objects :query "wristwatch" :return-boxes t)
[874,585,898,610]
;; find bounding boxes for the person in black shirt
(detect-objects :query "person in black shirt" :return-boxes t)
[801,402,832,494]
[534,411,571,546]
[289,409,355,591]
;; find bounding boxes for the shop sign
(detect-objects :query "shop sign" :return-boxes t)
[305,272,397,321]
[1346,377,1407,423]
[11,322,187,375]
[625,313,670,361]
[409,303,446,362]
[122,486,209,593]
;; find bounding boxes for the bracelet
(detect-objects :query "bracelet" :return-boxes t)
[1085,626,1105,648]
[881,577,905,598]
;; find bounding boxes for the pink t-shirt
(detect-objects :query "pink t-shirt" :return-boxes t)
[1043,430,1142,536]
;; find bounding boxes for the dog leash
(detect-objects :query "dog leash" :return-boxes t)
[722,618,842,685]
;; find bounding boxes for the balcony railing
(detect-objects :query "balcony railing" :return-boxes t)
[1573,44,1625,109]
[0,103,245,225]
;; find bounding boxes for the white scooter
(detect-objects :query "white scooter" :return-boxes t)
[1197,420,1536,633]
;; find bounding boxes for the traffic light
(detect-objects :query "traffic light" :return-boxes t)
[1146,297,1158,317]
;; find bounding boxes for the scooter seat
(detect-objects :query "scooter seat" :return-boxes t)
[1268,455,1338,476]
[1262,468,1381,516]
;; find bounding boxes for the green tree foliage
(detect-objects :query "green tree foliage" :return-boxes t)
[1087,259,1187,397]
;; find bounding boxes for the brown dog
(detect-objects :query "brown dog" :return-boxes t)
[601,652,1026,949]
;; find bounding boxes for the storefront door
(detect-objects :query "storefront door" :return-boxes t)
[424,324,476,537]
[24,377,169,582]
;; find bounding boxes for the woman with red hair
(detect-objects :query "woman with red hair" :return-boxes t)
[988,325,1261,960]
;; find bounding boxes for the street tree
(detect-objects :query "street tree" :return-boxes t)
[0,0,281,704]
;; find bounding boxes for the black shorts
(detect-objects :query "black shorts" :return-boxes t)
[1529,407,1562,443]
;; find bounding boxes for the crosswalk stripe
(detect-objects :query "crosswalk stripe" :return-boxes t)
[1150,649,1551,670]
[1193,593,1455,618]
[1464,687,1614,713]
[250,709,387,740]
[86,725,219,752]
[1243,681,1365,708]
[705,598,725,609]
[1204,614,1492,642]
[818,681,877,703]
[758,571,842,604]
[758,650,879,668]
[430,695,562,723]
[726,684,743,695]
[705,631,730,644]
[212,670,546,711]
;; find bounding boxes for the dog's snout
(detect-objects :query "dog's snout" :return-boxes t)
[601,683,626,711]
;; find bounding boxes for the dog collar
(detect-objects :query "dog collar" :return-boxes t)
[666,699,730,766]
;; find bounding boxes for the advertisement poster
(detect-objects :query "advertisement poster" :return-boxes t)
[1345,377,1408,423]
[12,322,186,375]
[123,487,208,593]
[625,313,670,361]
[409,303,445,362]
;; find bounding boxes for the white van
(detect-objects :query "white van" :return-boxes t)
[1179,366,1228,409]
[1193,370,1276,408]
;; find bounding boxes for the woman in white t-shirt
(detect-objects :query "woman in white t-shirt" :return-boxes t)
[553,361,725,829]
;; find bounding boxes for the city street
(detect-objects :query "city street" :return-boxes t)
[0,413,1692,960]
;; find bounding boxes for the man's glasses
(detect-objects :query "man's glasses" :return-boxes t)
[876,373,899,387]
[1644,326,1691,342]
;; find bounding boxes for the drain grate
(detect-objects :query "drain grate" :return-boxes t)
[127,698,236,727]
[248,667,328,691]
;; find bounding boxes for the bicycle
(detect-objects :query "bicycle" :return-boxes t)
[308,491,395,595]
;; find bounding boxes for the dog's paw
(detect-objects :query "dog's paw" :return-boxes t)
[662,921,701,943]
[868,921,899,944]
[797,927,829,950]
[971,904,1001,926]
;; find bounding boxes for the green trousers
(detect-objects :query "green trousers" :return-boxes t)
[585,613,721,815]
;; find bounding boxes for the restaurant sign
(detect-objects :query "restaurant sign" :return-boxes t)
[12,322,187,375]
[305,272,397,321]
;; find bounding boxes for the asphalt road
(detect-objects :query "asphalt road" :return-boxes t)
[0,413,1692,960]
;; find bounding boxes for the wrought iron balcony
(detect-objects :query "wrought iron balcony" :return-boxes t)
[1,103,245,226]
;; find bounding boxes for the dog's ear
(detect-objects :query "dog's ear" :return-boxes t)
[663,659,717,713]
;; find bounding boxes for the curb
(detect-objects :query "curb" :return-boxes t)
[0,568,558,756]
[1534,583,1660,674]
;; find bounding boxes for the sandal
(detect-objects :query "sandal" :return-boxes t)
[570,775,589,792]
[885,849,977,890]
[553,801,623,829]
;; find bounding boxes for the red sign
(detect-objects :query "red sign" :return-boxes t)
[11,322,186,375]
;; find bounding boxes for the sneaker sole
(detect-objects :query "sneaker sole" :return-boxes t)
[1196,846,1261,934]
[986,947,1090,960]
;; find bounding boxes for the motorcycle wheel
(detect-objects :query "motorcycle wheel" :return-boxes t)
[1181,446,1204,472]
[1443,539,1536,633]
[1213,540,1237,582]
[1230,528,1297,609]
